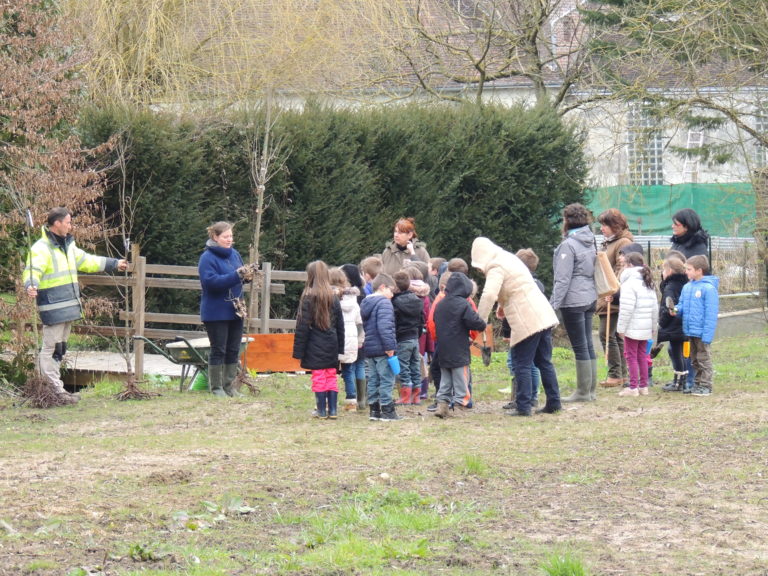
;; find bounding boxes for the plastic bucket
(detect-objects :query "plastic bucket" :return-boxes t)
[190,371,209,391]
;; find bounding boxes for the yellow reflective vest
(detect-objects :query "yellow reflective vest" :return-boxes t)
[23,227,118,325]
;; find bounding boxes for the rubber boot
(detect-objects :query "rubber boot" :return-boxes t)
[208,365,228,397]
[589,359,598,401]
[411,384,421,405]
[380,403,402,421]
[662,372,680,392]
[314,392,328,419]
[395,385,411,405]
[222,364,244,397]
[356,379,368,411]
[327,391,338,420]
[563,360,592,403]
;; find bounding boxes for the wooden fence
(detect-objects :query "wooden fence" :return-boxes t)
[78,245,306,377]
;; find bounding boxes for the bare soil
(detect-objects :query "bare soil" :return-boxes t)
[1,354,767,575]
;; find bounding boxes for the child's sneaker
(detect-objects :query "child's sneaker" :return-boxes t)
[618,387,639,397]
[638,386,649,396]
[691,386,711,396]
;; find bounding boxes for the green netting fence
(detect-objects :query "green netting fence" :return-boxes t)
[588,182,755,237]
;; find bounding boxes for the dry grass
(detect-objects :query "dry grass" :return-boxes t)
[0,333,767,575]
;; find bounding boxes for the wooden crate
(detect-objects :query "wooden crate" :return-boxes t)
[243,333,302,373]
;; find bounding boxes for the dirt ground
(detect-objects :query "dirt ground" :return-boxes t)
[1,363,767,575]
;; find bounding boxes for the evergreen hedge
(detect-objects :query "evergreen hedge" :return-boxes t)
[80,102,587,316]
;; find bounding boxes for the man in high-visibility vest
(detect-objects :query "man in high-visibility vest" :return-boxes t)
[23,207,128,404]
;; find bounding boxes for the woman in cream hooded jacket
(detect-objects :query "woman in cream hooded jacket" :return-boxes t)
[471,237,562,415]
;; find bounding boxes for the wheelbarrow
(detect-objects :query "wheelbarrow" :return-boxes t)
[133,335,253,392]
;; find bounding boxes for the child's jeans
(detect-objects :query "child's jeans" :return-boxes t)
[624,337,649,389]
[507,346,541,403]
[396,338,421,390]
[341,353,365,399]
[366,355,396,406]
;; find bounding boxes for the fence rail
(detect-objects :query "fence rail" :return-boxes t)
[77,245,307,378]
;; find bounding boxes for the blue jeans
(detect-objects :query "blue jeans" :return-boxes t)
[512,328,560,414]
[507,346,541,402]
[396,339,421,389]
[341,353,365,399]
[203,319,244,365]
[560,302,597,361]
[366,355,396,406]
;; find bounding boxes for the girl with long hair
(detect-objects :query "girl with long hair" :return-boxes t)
[292,261,345,419]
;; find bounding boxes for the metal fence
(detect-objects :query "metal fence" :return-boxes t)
[595,236,761,295]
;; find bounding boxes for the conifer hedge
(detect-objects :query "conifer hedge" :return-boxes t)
[81,102,587,314]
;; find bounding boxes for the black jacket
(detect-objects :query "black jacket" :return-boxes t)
[670,229,709,259]
[433,273,486,369]
[392,290,425,342]
[657,273,687,343]
[292,296,345,370]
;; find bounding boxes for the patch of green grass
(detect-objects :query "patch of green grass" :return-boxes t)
[540,551,591,576]
[457,453,492,477]
[560,470,605,485]
[23,558,58,572]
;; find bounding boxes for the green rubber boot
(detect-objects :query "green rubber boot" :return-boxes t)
[223,364,244,397]
[208,365,228,398]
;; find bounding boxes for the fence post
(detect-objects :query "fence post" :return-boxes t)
[260,262,272,334]
[131,245,146,379]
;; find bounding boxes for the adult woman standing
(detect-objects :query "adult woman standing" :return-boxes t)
[669,208,709,391]
[550,203,598,402]
[381,217,430,275]
[198,221,252,397]
[596,209,634,388]
[670,208,709,259]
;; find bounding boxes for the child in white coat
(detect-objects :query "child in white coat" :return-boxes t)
[330,268,364,411]
[616,252,658,396]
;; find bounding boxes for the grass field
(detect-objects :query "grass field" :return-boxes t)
[1,332,767,576]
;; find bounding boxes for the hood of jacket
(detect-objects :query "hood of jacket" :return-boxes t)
[471,237,501,274]
[567,225,595,247]
[445,271,473,300]
[619,265,643,284]
[698,275,719,290]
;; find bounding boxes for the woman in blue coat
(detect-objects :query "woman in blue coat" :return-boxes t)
[198,222,253,397]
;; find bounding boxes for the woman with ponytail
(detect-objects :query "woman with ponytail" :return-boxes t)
[616,252,659,397]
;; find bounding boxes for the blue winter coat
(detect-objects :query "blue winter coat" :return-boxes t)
[198,241,245,322]
[360,294,397,358]
[678,275,719,344]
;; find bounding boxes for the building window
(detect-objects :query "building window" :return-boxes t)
[627,102,664,186]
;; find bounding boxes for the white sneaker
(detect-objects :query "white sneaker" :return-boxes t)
[618,387,639,397]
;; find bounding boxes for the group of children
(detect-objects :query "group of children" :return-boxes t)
[613,246,719,398]
[291,234,721,421]
[292,249,494,421]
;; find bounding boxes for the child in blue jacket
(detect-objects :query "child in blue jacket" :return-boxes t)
[360,273,400,421]
[673,255,719,396]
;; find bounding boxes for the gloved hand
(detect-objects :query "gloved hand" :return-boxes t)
[237,266,254,281]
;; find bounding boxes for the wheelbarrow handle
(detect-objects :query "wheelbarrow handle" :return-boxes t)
[132,335,175,361]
